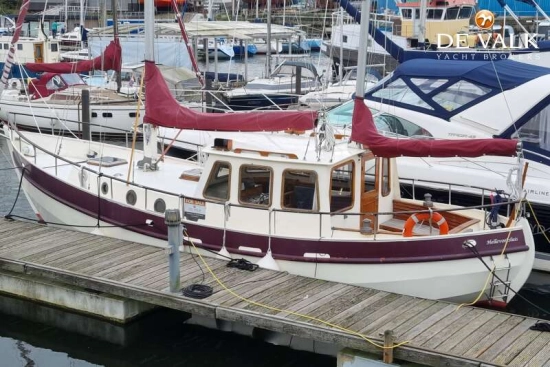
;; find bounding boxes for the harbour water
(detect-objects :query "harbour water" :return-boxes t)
[0,52,550,366]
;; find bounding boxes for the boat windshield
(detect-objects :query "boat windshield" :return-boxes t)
[326,100,433,138]
[370,77,491,112]
[60,73,86,86]
[271,63,317,80]
[511,104,550,157]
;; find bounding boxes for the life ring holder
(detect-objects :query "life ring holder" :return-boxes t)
[403,210,449,237]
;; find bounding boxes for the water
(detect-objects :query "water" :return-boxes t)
[1,131,549,367]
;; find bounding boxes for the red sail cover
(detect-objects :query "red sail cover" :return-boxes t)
[350,98,519,158]
[143,61,317,131]
[25,39,122,74]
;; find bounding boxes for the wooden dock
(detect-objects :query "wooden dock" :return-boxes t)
[0,218,549,367]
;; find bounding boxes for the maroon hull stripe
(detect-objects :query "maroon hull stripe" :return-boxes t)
[14,150,529,264]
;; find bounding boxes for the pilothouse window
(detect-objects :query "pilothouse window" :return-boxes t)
[239,165,272,206]
[282,170,318,211]
[204,161,231,201]
[331,161,354,212]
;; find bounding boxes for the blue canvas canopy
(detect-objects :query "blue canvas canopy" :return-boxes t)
[392,59,550,91]
[366,58,550,121]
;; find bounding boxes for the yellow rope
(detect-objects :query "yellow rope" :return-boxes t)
[184,230,410,350]
[126,68,146,185]
[456,199,522,310]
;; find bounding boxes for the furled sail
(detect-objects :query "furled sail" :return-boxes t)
[25,39,122,74]
[350,97,519,158]
[0,0,30,93]
[143,61,317,131]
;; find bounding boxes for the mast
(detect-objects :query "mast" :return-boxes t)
[355,0,371,98]
[112,0,121,92]
[417,0,427,48]
[266,0,272,76]
[171,0,204,86]
[80,0,85,49]
[0,0,30,93]
[141,0,159,171]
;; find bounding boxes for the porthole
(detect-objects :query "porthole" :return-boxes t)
[91,112,98,118]
[154,198,166,213]
[101,182,109,195]
[102,112,113,118]
[126,190,137,206]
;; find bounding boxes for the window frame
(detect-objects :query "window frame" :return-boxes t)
[203,161,232,201]
[330,160,355,212]
[281,168,319,212]
[238,164,273,207]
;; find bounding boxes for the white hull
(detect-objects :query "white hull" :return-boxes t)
[0,99,142,135]
[12,152,535,304]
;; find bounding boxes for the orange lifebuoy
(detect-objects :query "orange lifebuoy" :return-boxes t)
[403,211,449,237]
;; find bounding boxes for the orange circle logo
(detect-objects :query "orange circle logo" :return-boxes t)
[475,10,495,30]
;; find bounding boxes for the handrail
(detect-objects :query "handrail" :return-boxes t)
[8,126,523,240]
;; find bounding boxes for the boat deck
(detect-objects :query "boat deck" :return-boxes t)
[0,218,548,367]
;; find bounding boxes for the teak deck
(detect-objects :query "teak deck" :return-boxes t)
[0,218,548,367]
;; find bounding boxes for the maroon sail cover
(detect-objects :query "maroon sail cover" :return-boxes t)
[144,61,317,131]
[350,98,519,158]
[25,39,122,74]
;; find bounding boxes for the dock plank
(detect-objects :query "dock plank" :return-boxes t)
[435,310,496,352]
[412,306,472,347]
[281,283,356,321]
[508,333,550,367]
[10,232,97,260]
[361,298,434,337]
[521,339,550,367]
[479,318,540,362]
[0,218,545,367]
[88,249,163,277]
[345,294,416,333]
[215,273,297,306]
[0,220,36,236]
[242,277,326,313]
[307,287,378,326]
[391,302,450,338]
[463,315,525,359]
[448,313,511,356]
[76,244,156,274]
[19,235,107,263]
[400,303,458,341]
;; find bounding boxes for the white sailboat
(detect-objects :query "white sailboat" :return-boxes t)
[1,0,535,305]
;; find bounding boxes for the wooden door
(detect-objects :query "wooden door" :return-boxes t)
[34,44,44,63]
[360,152,378,228]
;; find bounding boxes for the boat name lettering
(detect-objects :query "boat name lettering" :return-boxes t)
[184,198,206,221]
[448,132,476,138]
[527,189,550,197]
[486,237,518,245]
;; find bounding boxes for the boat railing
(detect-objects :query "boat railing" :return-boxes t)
[330,11,396,34]
[10,126,523,240]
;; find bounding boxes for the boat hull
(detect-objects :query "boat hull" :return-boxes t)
[0,100,142,136]
[6,134,535,304]
[14,170,534,303]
